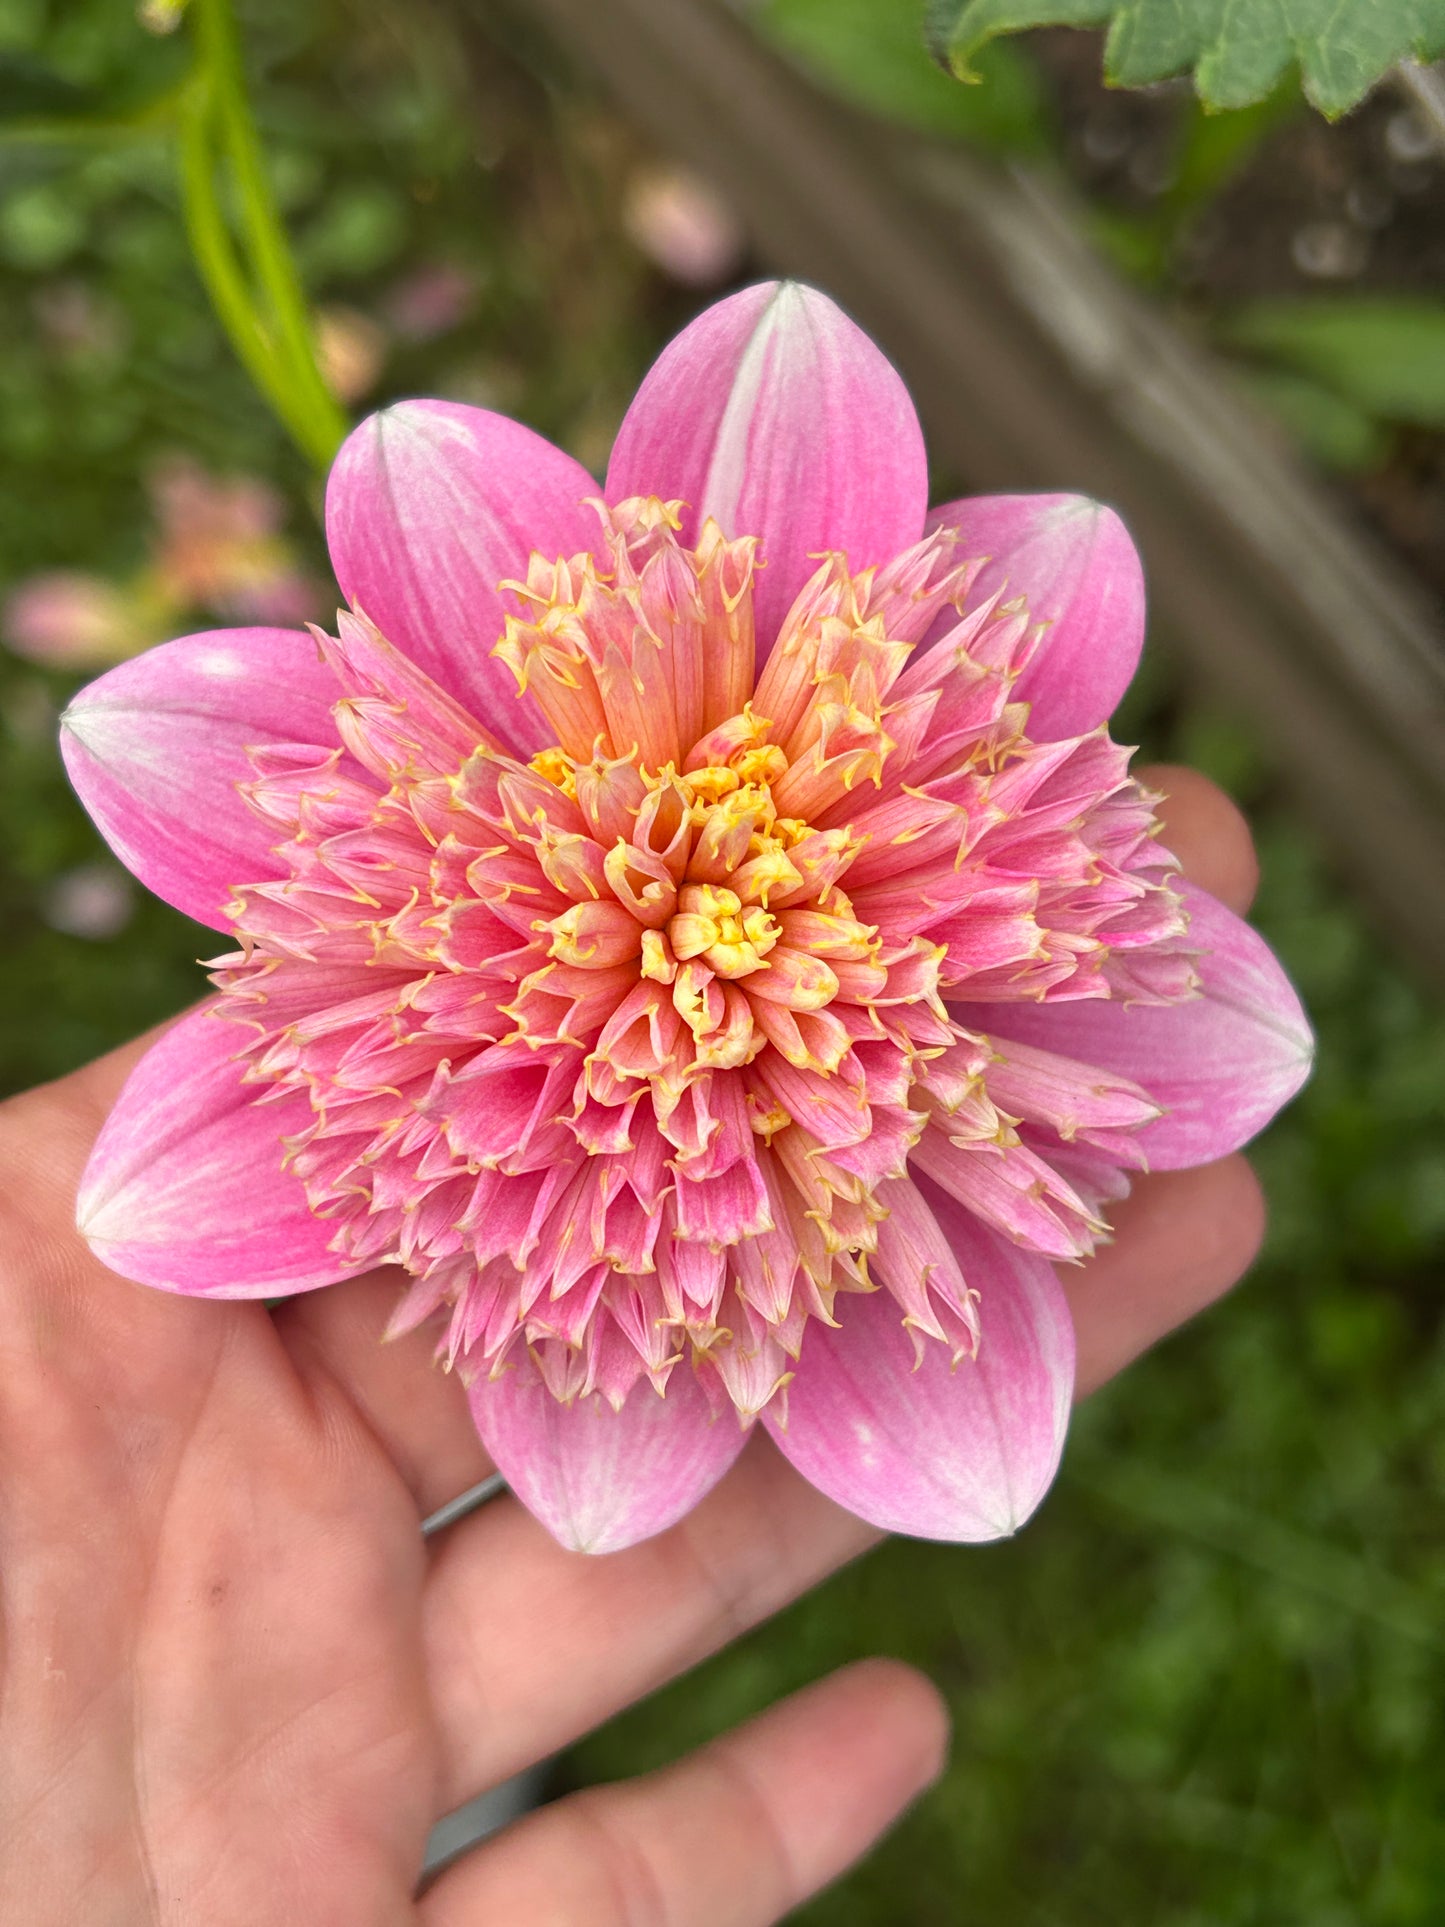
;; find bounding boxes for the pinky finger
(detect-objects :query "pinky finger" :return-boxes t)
[418,1659,949,1927]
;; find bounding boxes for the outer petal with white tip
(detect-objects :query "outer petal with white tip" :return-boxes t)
[607,281,928,655]
[765,1182,1074,1541]
[77,1002,353,1298]
[61,626,345,931]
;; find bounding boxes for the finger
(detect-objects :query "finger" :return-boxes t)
[1137,761,1258,914]
[419,1658,947,1927]
[424,1434,879,1809]
[274,1272,491,1516]
[1064,1154,1265,1398]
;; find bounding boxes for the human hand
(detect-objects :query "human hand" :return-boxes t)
[0,763,1264,1926]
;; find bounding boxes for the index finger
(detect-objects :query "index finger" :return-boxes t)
[421,1660,947,1927]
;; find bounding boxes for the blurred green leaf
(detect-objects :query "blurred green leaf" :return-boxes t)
[757,0,1051,153]
[1083,202,1168,282]
[1222,298,1445,427]
[296,181,408,279]
[1232,365,1391,472]
[926,0,1445,117]
[0,51,87,117]
[1168,707,1269,796]
[1072,1455,1445,1652]
[1169,81,1301,207]
[0,178,86,265]
[0,47,184,139]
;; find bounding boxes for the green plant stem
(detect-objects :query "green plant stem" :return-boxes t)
[179,0,346,470]
[194,0,344,459]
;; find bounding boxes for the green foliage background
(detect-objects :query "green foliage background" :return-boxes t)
[2,2,1444,1920]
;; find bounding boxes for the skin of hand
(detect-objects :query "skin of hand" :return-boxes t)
[0,765,1266,1927]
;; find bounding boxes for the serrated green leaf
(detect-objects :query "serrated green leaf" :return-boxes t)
[929,0,1445,117]
[1223,298,1445,426]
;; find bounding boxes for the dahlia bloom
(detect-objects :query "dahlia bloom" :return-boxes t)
[63,283,1312,1553]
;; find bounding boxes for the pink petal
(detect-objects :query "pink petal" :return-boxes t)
[469,1359,747,1554]
[77,1003,352,1298]
[765,1185,1074,1540]
[927,493,1144,738]
[60,627,345,931]
[953,885,1313,1170]
[325,400,599,754]
[606,281,928,656]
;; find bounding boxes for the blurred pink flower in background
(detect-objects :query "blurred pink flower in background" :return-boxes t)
[42,862,135,942]
[31,279,126,363]
[315,305,390,404]
[5,573,143,670]
[149,455,319,624]
[4,455,321,669]
[383,262,479,342]
[623,162,747,285]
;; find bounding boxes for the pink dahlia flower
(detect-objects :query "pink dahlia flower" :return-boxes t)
[62,283,1312,1553]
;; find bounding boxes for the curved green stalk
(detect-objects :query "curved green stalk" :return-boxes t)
[178,0,347,471]
[178,76,300,447]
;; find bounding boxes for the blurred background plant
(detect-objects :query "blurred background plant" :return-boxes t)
[5,452,323,669]
[1,0,1442,1919]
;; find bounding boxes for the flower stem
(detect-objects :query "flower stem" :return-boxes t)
[179,0,347,471]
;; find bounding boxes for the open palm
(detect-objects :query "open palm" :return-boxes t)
[1,768,1266,1926]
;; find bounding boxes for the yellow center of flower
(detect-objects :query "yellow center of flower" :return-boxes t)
[481,500,945,1108]
[522,724,881,1083]
[668,886,780,980]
